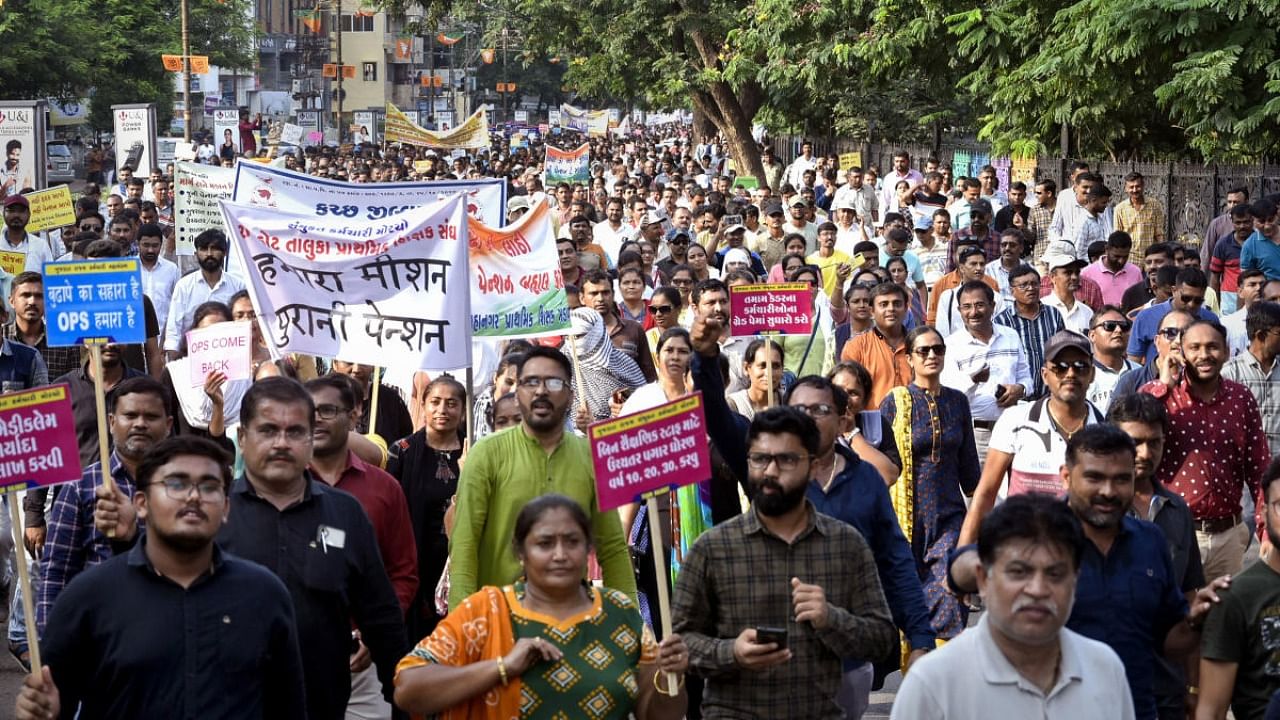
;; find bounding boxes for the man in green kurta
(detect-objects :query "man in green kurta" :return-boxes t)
[447,346,636,609]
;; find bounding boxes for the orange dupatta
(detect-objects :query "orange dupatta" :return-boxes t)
[395,586,522,720]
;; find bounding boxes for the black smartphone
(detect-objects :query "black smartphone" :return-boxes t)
[755,626,788,649]
[994,384,1008,401]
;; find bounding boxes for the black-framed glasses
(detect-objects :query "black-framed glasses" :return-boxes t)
[1012,281,1039,291]
[1158,327,1185,340]
[912,344,946,357]
[518,376,568,392]
[650,304,675,315]
[155,478,225,501]
[315,403,349,420]
[1048,360,1091,375]
[671,277,693,286]
[1179,294,1205,306]
[746,452,808,470]
[1093,320,1132,333]
[791,403,835,418]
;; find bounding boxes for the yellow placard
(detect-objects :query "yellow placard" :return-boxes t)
[24,185,76,234]
[413,160,432,173]
[839,152,863,170]
[384,103,491,150]
[0,251,24,275]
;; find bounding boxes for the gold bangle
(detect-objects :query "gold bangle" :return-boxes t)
[653,670,685,694]
[496,656,509,686]
[1187,685,1199,696]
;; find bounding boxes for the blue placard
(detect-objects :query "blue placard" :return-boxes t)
[43,260,146,347]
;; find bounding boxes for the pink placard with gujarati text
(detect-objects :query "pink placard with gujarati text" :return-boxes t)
[590,393,710,511]
[729,283,813,336]
[0,384,82,493]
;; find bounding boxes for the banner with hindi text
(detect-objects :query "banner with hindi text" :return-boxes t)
[384,103,490,150]
[468,199,570,339]
[543,143,590,185]
[220,195,472,370]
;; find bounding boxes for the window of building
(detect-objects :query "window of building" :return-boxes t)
[363,62,377,82]
[340,14,374,32]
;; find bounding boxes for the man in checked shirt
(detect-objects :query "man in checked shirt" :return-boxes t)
[672,406,896,719]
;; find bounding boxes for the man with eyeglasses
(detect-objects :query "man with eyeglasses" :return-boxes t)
[672,406,895,720]
[785,376,935,718]
[100,377,409,719]
[961,330,1106,546]
[1128,267,1219,366]
[306,375,417,720]
[448,346,635,608]
[1041,241,1094,334]
[1086,306,1140,413]
[994,264,1065,399]
[1223,302,1280,460]
[1141,320,1269,580]
[19,436,306,720]
[941,280,1030,462]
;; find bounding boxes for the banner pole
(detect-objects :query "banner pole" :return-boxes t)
[90,345,113,495]
[464,366,474,456]
[368,366,381,438]
[9,499,41,674]
[645,494,678,695]
[765,339,774,409]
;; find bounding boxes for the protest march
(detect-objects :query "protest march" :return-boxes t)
[3,53,1280,720]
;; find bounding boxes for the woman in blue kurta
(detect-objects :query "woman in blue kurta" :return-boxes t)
[878,325,980,641]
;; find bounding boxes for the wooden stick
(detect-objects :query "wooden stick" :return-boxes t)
[90,345,112,494]
[9,498,40,674]
[368,366,381,438]
[645,495,677,696]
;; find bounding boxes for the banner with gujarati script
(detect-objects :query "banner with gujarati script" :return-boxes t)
[559,104,609,137]
[468,199,569,339]
[175,162,236,256]
[0,384,81,493]
[543,143,590,184]
[384,103,490,150]
[220,195,472,370]
[232,161,505,228]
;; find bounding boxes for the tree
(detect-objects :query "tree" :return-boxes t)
[0,0,109,100]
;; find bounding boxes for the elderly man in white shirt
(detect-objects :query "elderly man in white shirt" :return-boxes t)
[1040,241,1094,334]
[891,493,1134,720]
[941,279,1030,462]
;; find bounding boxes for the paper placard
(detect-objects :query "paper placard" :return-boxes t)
[24,186,76,234]
[590,393,711,511]
[0,384,82,493]
[185,320,254,386]
[729,283,814,336]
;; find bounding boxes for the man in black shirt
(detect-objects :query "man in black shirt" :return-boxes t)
[1121,242,1173,314]
[95,377,410,719]
[18,435,306,720]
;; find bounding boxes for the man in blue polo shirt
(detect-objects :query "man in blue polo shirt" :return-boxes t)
[950,424,1225,720]
[1127,267,1218,365]
[1241,197,1280,280]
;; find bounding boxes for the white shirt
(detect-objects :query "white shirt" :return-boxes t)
[984,259,1017,304]
[832,184,878,224]
[1088,356,1140,414]
[1041,291,1094,333]
[781,220,819,255]
[990,397,1105,498]
[891,614,1134,720]
[1224,306,1249,356]
[940,325,1032,421]
[878,169,924,220]
[0,232,58,273]
[1050,198,1114,256]
[785,155,818,190]
[163,270,247,352]
[140,256,181,343]
[592,220,634,266]
[934,286,1006,339]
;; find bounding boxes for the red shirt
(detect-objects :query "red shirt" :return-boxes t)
[317,450,419,612]
[1141,378,1268,529]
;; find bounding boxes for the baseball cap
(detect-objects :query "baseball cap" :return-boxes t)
[1043,330,1093,362]
[763,201,785,216]
[913,215,932,231]
[642,211,665,226]
[1043,240,1085,271]
[968,198,994,216]
[791,198,809,208]
[3,195,29,209]
[833,197,856,212]
[665,228,690,243]
[723,223,746,235]
[507,196,532,214]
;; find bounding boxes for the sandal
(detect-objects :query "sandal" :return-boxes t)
[8,641,29,672]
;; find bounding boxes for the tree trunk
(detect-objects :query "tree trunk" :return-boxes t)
[692,106,716,145]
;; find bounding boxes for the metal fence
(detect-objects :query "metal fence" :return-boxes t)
[769,136,1280,250]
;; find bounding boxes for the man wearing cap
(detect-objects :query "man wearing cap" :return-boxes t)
[961,329,1106,544]
[656,229,691,278]
[1127,267,1219,365]
[506,195,532,224]
[1,195,57,273]
[832,166,878,225]
[782,197,819,254]
[748,200,788,271]
[995,264,1067,399]
[832,196,870,255]
[941,279,1030,461]
[634,210,665,247]
[947,198,997,272]
[913,210,951,292]
[1042,241,1095,333]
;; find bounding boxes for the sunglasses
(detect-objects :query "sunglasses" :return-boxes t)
[1179,294,1205,306]
[912,344,946,357]
[1093,320,1132,332]
[1158,327,1184,340]
[1048,359,1091,375]
[649,305,674,314]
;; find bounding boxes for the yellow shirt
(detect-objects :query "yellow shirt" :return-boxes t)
[807,250,852,298]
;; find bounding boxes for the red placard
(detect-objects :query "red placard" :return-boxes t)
[0,384,82,493]
[729,282,813,336]
[590,393,710,511]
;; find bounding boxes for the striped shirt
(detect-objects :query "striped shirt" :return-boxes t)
[994,303,1066,399]
[672,503,896,720]
[1221,349,1280,457]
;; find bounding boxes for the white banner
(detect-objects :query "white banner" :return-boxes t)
[231,162,507,228]
[175,162,236,256]
[221,195,472,370]
[214,108,240,153]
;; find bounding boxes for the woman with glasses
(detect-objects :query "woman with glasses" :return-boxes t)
[878,325,980,643]
[644,287,684,365]
[384,375,468,639]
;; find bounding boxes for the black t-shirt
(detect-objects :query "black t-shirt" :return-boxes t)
[120,294,159,374]
[1200,559,1280,720]
[1122,280,1154,315]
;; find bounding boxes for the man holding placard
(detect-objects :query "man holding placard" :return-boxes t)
[162,229,244,361]
[21,436,307,719]
[2,196,57,274]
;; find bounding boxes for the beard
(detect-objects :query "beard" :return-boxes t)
[751,476,808,517]
[199,255,224,272]
[1069,492,1125,529]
